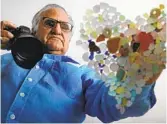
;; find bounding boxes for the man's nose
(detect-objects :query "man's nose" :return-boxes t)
[52,23,62,34]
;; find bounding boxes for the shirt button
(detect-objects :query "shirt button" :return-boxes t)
[35,65,40,69]
[28,78,33,82]
[10,114,15,120]
[20,92,25,97]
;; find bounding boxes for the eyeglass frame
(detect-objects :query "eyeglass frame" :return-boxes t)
[41,17,73,32]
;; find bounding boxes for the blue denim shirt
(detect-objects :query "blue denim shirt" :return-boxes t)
[1,53,156,123]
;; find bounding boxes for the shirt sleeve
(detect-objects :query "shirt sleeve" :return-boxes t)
[81,66,156,123]
[1,53,13,69]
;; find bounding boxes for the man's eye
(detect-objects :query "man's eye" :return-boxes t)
[60,23,71,31]
[44,19,55,27]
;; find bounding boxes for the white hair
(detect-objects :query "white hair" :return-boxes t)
[31,4,74,35]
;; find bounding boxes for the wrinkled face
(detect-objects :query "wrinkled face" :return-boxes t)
[35,8,72,55]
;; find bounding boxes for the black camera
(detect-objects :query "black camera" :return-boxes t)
[6,26,44,69]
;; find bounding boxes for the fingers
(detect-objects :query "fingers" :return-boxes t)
[146,72,161,85]
[1,30,14,41]
[1,20,17,29]
[1,20,17,49]
[0,36,10,49]
[1,37,10,43]
[145,64,165,85]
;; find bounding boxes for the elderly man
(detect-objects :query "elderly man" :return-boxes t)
[1,4,158,123]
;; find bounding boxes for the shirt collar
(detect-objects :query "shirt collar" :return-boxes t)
[43,54,79,64]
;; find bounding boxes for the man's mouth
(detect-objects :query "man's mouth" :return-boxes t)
[48,36,62,42]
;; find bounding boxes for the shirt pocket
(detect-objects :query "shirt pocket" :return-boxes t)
[62,71,83,100]
[38,69,60,92]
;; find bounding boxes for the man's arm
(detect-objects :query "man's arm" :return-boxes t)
[81,66,156,123]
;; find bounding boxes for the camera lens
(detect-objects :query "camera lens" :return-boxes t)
[11,36,44,69]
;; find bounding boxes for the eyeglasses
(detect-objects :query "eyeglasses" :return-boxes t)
[42,17,73,32]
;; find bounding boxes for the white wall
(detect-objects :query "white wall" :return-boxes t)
[1,0,166,123]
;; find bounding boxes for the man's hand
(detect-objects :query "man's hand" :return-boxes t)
[146,63,166,85]
[1,21,17,49]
